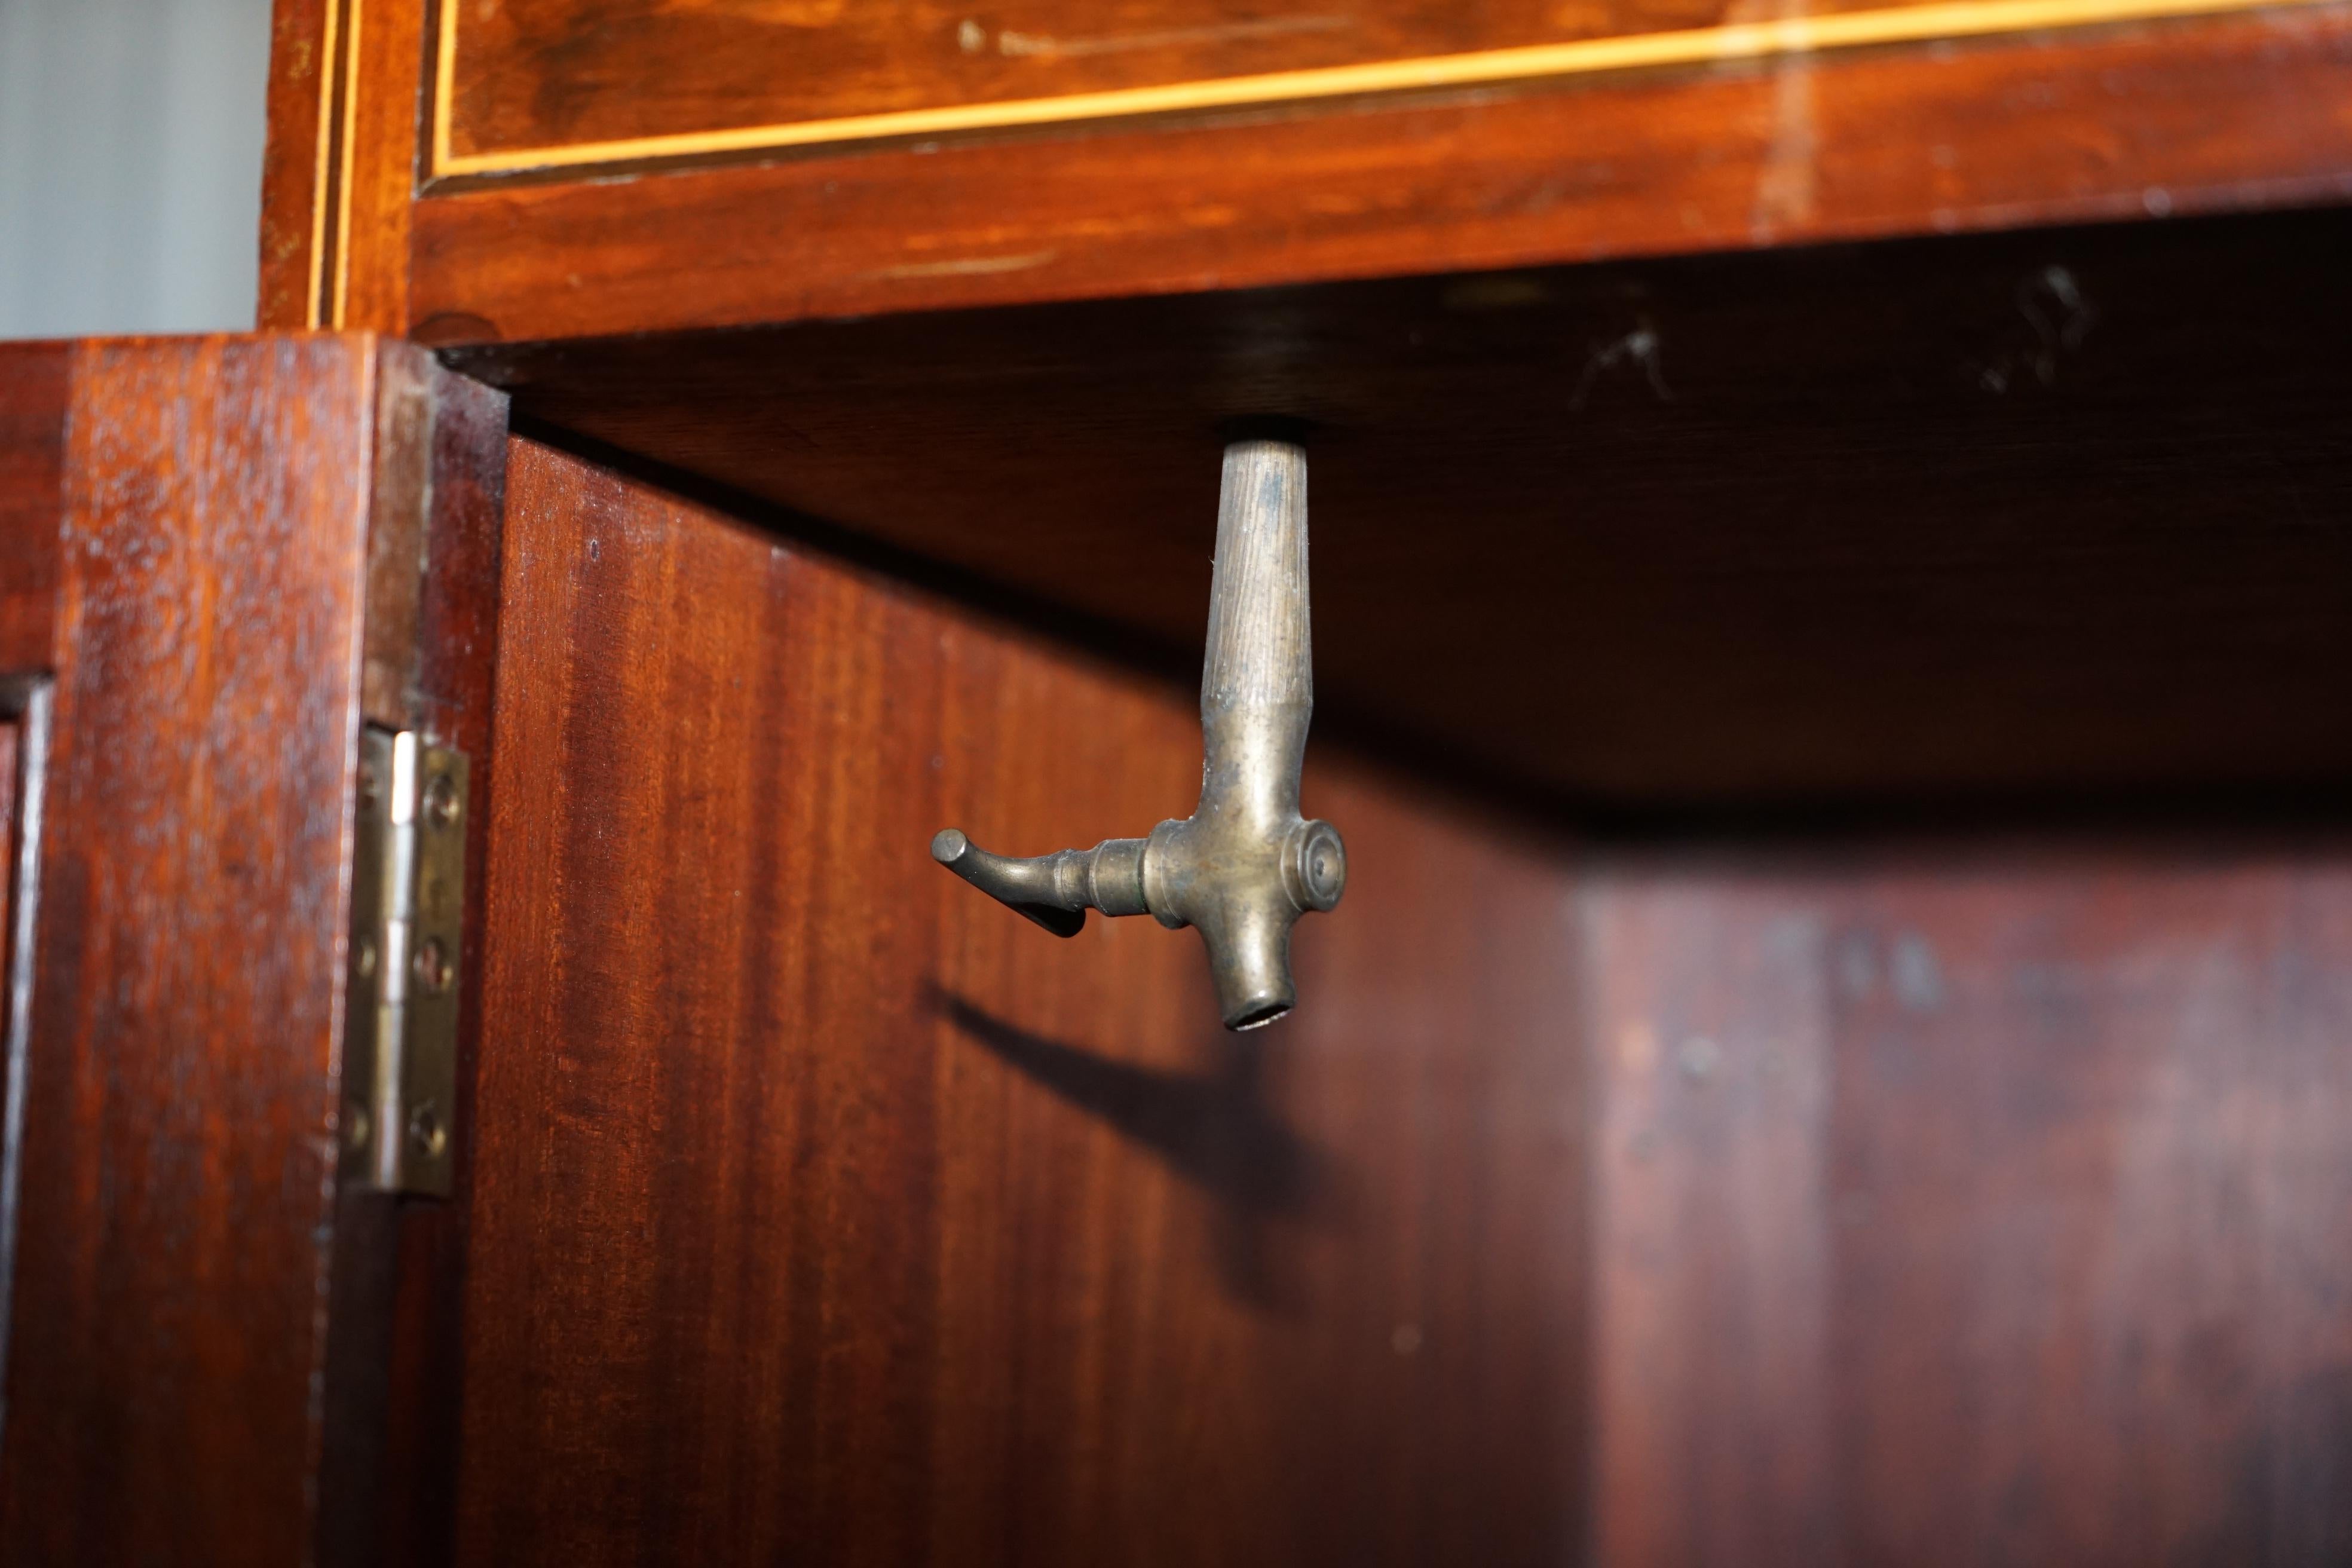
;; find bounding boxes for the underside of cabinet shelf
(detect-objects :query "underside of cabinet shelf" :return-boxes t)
[448,204,2352,818]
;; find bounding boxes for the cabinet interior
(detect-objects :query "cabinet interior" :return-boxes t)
[452,204,2352,823]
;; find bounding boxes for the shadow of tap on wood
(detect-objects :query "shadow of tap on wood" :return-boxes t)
[934,990,1346,1312]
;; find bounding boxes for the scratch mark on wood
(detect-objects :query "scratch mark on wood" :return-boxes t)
[1739,0,1820,238]
[1570,325,1671,409]
[1752,62,1819,236]
[1973,264,2096,390]
[871,250,1058,280]
[995,16,1353,59]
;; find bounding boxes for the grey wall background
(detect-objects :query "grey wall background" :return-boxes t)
[0,0,275,339]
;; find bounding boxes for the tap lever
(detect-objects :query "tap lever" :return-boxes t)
[929,828,1149,937]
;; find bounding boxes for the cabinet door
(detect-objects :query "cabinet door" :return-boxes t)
[0,336,505,1568]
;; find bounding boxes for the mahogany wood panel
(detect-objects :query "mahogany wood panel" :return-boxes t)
[454,437,1590,1566]
[340,0,437,337]
[0,338,378,1564]
[261,0,434,332]
[259,0,334,329]
[401,5,2352,343]
[0,336,509,1568]
[1586,843,2352,1563]
[454,437,2352,1565]
[449,0,1937,160]
[458,206,2352,810]
[260,0,2352,341]
[0,347,65,670]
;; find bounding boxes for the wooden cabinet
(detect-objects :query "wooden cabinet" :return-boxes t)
[1,2,2350,1563]
[263,0,2352,338]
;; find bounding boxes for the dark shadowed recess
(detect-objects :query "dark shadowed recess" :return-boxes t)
[451,204,2352,826]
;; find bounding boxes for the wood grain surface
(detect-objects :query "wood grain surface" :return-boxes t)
[258,0,335,329]
[453,437,1591,1566]
[260,0,433,332]
[453,438,2352,1564]
[1587,842,2352,1563]
[0,337,508,1568]
[442,0,2025,161]
[338,0,436,338]
[457,206,2352,811]
[258,0,2352,339]
[0,348,66,671]
[402,5,2352,342]
[0,338,379,1564]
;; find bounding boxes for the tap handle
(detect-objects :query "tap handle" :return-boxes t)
[1203,440,1312,714]
[929,828,1152,938]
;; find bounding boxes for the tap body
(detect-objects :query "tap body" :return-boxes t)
[931,439,1345,1030]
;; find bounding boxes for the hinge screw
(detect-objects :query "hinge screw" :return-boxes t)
[408,1101,448,1160]
[424,770,463,828]
[412,935,453,994]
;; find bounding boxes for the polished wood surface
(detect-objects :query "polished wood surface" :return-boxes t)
[258,0,2352,340]
[261,0,433,332]
[0,338,378,1564]
[1587,843,2352,1562]
[451,438,2352,1563]
[408,4,2352,341]
[453,437,1590,1566]
[0,346,66,669]
[457,207,2352,811]
[445,0,2029,162]
[258,0,331,329]
[0,336,508,1568]
[258,0,335,330]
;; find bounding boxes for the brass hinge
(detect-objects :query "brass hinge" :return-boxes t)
[342,727,468,1197]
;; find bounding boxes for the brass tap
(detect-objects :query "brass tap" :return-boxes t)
[931,440,1346,1030]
